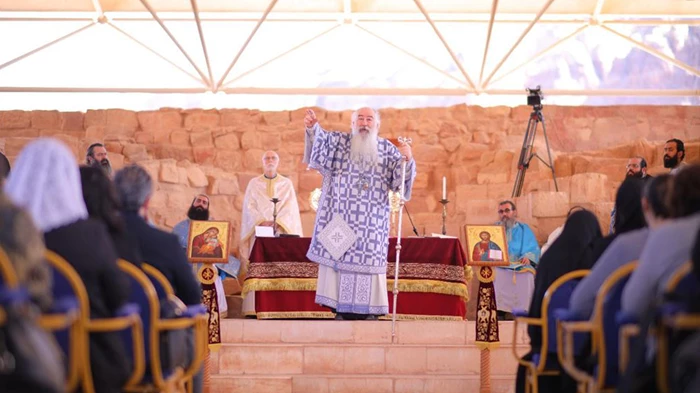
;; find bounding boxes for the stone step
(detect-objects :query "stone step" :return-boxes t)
[209,343,524,377]
[221,319,530,346]
[209,374,515,393]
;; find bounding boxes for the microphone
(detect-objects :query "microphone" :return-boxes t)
[403,203,420,237]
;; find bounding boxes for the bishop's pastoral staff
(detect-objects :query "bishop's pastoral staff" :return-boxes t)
[303,107,416,321]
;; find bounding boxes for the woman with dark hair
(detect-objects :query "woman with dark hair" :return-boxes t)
[514,210,603,393]
[590,177,647,263]
[80,165,142,265]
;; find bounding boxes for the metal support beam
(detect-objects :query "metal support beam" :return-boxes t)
[489,24,588,86]
[593,0,606,19]
[91,0,104,18]
[482,88,700,96]
[479,0,499,86]
[601,25,700,77]
[355,24,469,88]
[222,24,340,88]
[215,0,279,90]
[3,13,700,25]
[190,0,214,88]
[0,87,696,97]
[107,22,208,87]
[481,0,558,89]
[343,0,352,22]
[413,0,476,90]
[0,22,95,71]
[139,0,211,88]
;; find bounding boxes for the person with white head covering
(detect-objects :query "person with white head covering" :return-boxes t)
[4,138,131,393]
[5,138,88,232]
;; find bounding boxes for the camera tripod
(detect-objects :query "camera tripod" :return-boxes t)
[511,106,558,198]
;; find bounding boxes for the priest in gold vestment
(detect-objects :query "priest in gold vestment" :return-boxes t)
[239,150,303,266]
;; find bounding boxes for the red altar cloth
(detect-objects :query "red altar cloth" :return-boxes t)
[244,237,470,320]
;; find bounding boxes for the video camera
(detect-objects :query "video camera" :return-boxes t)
[526,86,543,110]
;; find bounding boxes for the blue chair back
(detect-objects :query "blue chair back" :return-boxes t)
[141,264,175,301]
[118,262,155,369]
[670,266,700,301]
[117,261,179,385]
[601,274,632,386]
[544,270,589,354]
[47,255,82,355]
[546,278,585,353]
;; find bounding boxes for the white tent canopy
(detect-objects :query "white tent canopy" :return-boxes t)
[0,0,698,110]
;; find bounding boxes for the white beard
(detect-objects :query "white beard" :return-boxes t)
[350,126,379,166]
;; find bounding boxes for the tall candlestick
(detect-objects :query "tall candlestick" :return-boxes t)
[442,176,447,200]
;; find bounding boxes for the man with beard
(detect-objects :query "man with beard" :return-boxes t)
[664,138,686,174]
[302,107,416,320]
[86,142,113,176]
[172,194,241,318]
[609,156,652,233]
[493,200,540,319]
[239,150,303,266]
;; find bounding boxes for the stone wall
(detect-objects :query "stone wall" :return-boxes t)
[1,105,698,259]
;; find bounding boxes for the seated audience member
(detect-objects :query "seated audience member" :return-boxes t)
[590,177,647,264]
[570,175,673,319]
[0,194,51,310]
[493,200,541,317]
[0,151,9,186]
[694,229,700,284]
[113,164,201,306]
[514,209,602,393]
[4,138,130,393]
[80,165,142,265]
[622,164,700,320]
[541,206,585,256]
[668,229,700,393]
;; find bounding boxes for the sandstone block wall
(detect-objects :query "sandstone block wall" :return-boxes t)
[1,105,698,259]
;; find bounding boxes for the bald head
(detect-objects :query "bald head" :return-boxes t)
[262,150,280,178]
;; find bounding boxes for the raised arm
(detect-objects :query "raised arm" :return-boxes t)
[302,108,347,173]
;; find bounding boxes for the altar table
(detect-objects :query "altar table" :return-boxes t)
[242,237,472,320]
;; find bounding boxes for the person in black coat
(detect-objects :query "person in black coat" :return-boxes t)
[4,138,130,393]
[113,164,201,306]
[80,165,142,265]
[591,177,647,264]
[515,209,603,393]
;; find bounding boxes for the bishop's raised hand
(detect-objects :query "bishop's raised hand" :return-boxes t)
[304,109,318,129]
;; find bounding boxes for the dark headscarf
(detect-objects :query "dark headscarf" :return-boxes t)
[0,152,9,181]
[592,177,647,263]
[527,210,602,348]
[693,228,700,285]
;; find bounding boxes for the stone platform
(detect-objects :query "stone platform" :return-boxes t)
[207,319,528,393]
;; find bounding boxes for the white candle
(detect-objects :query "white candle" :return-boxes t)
[442,176,447,200]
